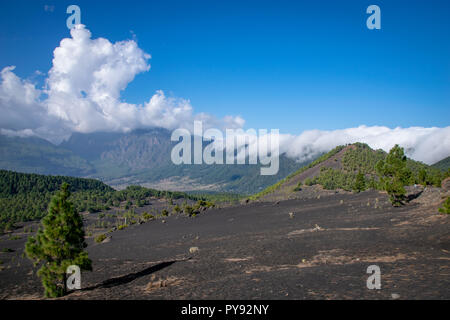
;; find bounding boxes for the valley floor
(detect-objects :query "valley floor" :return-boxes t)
[0,190,449,299]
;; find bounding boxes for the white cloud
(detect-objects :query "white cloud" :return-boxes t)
[198,125,450,165]
[0,25,243,142]
[277,126,450,165]
[0,25,448,165]
[0,66,47,131]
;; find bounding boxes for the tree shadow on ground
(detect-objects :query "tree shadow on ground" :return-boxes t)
[407,189,424,202]
[81,258,190,292]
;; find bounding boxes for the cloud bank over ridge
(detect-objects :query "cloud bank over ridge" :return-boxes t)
[0,25,448,165]
[277,126,450,165]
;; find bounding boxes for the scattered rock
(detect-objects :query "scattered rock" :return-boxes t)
[241,198,250,205]
[391,293,400,300]
[189,247,199,254]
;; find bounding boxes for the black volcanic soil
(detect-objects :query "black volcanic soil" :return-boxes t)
[0,190,449,300]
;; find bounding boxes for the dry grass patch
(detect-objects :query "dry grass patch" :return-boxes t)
[144,275,184,293]
[224,257,253,262]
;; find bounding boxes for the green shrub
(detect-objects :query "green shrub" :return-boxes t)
[304,178,314,186]
[95,234,107,243]
[142,212,154,221]
[183,205,195,217]
[173,204,181,214]
[293,181,302,192]
[1,222,15,233]
[438,197,450,215]
[194,199,215,209]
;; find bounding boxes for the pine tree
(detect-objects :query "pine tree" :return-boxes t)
[25,183,92,297]
[376,145,411,206]
[353,171,366,193]
[418,168,427,185]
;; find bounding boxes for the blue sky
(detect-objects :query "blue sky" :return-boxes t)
[0,0,449,134]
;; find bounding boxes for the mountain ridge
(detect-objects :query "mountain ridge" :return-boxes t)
[0,130,306,194]
[253,142,447,202]
[432,156,450,172]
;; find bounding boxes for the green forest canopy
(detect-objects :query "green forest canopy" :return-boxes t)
[0,170,203,232]
[255,143,448,197]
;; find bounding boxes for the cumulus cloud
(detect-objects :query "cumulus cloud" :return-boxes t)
[0,25,448,164]
[0,66,43,130]
[0,25,243,142]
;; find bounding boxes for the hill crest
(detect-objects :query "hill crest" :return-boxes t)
[252,142,445,202]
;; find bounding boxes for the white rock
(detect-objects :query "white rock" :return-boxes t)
[189,247,199,254]
[391,293,400,300]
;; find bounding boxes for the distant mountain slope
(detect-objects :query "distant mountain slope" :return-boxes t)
[253,143,445,201]
[60,129,307,194]
[432,156,450,171]
[0,129,307,194]
[0,135,94,176]
[60,128,177,180]
[61,129,171,166]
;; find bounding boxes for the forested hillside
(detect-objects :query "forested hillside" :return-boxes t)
[432,156,450,172]
[0,170,200,233]
[0,170,113,196]
[253,143,448,200]
[305,143,445,191]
